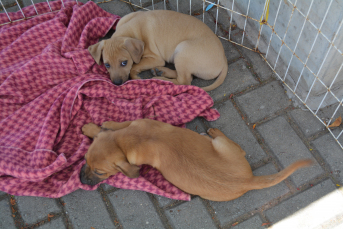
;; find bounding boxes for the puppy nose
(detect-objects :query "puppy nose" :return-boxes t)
[113,79,123,85]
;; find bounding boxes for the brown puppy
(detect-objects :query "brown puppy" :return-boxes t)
[80,119,313,201]
[88,10,228,91]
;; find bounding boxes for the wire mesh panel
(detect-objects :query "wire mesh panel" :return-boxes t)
[1,0,342,148]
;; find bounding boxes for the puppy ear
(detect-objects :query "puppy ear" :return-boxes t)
[117,161,140,178]
[124,38,144,64]
[88,40,105,65]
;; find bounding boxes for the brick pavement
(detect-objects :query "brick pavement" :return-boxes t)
[1,0,343,228]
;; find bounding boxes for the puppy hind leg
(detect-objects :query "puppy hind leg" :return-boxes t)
[209,128,246,157]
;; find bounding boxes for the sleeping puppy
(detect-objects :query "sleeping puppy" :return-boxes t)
[88,10,228,91]
[80,119,313,201]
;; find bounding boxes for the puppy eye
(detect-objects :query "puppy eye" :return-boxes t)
[104,63,110,68]
[121,61,127,66]
[94,171,105,176]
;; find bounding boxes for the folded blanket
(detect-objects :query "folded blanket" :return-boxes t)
[0,0,220,200]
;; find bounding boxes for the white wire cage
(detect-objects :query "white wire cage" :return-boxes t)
[1,0,343,149]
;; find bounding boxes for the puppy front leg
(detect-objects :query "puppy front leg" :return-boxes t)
[82,123,101,138]
[102,121,133,131]
[130,56,165,79]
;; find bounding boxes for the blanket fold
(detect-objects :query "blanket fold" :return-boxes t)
[0,0,220,200]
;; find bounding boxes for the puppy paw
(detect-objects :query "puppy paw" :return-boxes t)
[207,128,225,138]
[82,123,101,138]
[150,68,163,76]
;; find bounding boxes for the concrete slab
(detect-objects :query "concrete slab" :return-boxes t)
[312,131,343,184]
[37,217,66,229]
[168,0,203,15]
[165,198,217,229]
[0,199,16,229]
[208,59,259,102]
[186,117,207,133]
[211,99,266,164]
[154,195,176,208]
[290,108,325,137]
[15,196,60,224]
[236,81,292,123]
[210,163,290,226]
[265,179,343,228]
[62,189,115,229]
[97,0,132,17]
[233,215,265,229]
[257,116,323,187]
[108,189,164,228]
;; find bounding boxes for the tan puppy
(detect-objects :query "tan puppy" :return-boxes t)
[80,119,313,201]
[88,10,228,91]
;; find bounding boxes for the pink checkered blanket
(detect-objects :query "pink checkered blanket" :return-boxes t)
[0,1,219,200]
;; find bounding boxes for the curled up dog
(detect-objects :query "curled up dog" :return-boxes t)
[80,119,313,201]
[88,10,228,91]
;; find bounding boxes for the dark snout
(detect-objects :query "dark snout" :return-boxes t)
[113,79,123,85]
[80,164,102,186]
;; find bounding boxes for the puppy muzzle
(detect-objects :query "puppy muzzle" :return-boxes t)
[80,164,102,186]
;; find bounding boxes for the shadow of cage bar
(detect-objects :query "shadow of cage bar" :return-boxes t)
[1,0,342,149]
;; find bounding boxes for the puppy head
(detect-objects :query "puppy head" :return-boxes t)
[88,37,144,86]
[80,130,141,186]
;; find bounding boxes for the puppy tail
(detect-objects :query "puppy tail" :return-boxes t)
[201,61,228,91]
[249,159,314,190]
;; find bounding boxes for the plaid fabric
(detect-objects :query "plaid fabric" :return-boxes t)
[0,0,220,200]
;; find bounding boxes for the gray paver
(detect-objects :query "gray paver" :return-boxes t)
[97,1,132,17]
[154,195,177,208]
[208,59,259,102]
[210,99,266,164]
[210,163,290,226]
[239,46,275,81]
[62,189,115,229]
[0,199,16,229]
[15,196,60,224]
[257,116,323,187]
[186,117,206,133]
[265,179,343,228]
[108,189,164,229]
[236,81,291,123]
[165,198,216,229]
[168,0,203,15]
[234,215,265,229]
[312,131,343,184]
[37,217,66,229]
[290,108,325,137]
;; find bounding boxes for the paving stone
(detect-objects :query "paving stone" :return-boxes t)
[207,59,259,102]
[234,215,265,229]
[312,130,343,184]
[257,116,323,187]
[165,197,216,229]
[239,47,275,81]
[15,196,60,225]
[144,1,166,10]
[186,117,206,133]
[62,189,115,229]
[194,12,226,37]
[210,163,290,226]
[290,108,325,137]
[0,199,16,229]
[265,179,343,229]
[97,1,132,17]
[108,189,164,228]
[37,217,66,229]
[210,100,266,164]
[0,191,6,196]
[154,194,176,208]
[236,81,291,123]
[168,0,203,15]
